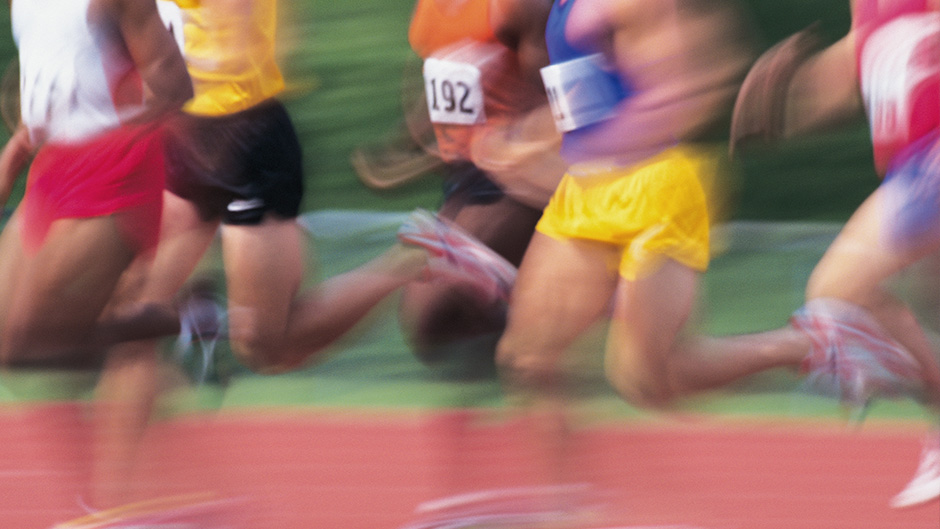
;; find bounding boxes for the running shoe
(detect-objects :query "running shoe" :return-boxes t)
[398,483,594,529]
[790,298,925,416]
[891,428,940,509]
[174,276,226,385]
[52,493,244,528]
[398,208,517,304]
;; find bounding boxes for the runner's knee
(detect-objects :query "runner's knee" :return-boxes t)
[495,334,563,392]
[604,353,677,409]
[227,316,292,374]
[606,371,676,409]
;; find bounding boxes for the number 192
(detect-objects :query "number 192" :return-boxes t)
[428,78,475,114]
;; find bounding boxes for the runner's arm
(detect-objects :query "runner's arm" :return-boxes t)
[0,125,31,211]
[108,0,193,124]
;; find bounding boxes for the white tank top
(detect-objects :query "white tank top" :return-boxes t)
[12,0,147,144]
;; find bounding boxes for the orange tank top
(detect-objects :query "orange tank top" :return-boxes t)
[409,0,497,58]
[408,0,546,162]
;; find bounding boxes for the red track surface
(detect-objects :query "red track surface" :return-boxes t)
[0,404,937,529]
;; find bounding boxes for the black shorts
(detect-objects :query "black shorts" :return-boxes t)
[440,161,504,206]
[165,100,304,225]
[437,161,542,267]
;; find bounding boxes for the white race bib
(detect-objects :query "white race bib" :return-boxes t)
[423,58,486,125]
[540,54,624,132]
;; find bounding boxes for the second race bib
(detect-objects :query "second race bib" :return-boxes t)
[540,53,624,132]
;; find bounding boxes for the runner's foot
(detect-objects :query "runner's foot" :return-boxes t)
[52,493,243,528]
[175,276,226,384]
[791,298,925,418]
[398,208,516,304]
[891,429,940,509]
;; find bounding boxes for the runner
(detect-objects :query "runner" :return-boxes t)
[731,0,940,508]
[54,0,517,520]
[0,0,196,523]
[124,0,510,378]
[0,0,192,366]
[389,0,566,377]
[493,0,765,502]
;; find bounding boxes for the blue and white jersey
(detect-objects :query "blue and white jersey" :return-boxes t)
[541,0,631,140]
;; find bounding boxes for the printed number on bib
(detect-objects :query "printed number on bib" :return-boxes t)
[540,54,624,132]
[424,58,486,125]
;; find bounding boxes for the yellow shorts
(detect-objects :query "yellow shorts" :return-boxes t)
[536,145,723,280]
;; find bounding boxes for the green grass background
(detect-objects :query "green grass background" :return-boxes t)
[0,1,933,426]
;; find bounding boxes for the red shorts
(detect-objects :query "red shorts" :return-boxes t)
[20,125,166,254]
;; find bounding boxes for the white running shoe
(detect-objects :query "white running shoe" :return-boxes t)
[175,277,226,384]
[790,298,925,418]
[399,484,594,529]
[891,429,940,509]
[52,493,244,528]
[398,208,517,304]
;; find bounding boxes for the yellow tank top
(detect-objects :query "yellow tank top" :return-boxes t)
[169,0,285,116]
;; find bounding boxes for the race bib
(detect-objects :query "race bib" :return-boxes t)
[540,54,624,132]
[423,58,486,125]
